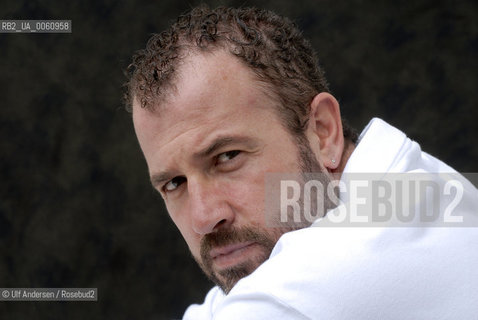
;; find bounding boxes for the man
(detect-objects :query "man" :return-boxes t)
[126,6,478,319]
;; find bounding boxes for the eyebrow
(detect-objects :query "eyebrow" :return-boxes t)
[151,172,174,189]
[194,135,255,158]
[150,135,256,188]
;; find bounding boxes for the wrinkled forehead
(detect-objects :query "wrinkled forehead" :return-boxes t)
[132,50,280,155]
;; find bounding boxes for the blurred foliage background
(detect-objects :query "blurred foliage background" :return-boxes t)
[0,0,476,319]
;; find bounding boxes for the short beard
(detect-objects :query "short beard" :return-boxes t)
[195,133,331,293]
[196,225,292,294]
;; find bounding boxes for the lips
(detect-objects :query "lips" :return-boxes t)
[209,241,255,260]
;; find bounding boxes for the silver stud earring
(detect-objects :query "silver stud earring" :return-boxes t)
[331,159,336,164]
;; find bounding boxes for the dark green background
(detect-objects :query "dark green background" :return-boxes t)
[0,0,477,319]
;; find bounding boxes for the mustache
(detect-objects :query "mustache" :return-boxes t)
[200,226,276,263]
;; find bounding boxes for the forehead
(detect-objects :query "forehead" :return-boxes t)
[132,50,282,166]
[170,51,260,116]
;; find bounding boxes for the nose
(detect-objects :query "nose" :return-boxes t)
[188,177,235,235]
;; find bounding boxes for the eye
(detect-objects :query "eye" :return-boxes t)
[216,150,241,165]
[163,176,186,192]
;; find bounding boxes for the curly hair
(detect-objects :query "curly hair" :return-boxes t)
[125,5,358,142]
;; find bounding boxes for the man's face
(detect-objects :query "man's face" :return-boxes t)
[133,51,321,293]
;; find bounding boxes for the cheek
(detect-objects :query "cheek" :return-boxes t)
[166,205,202,257]
[177,223,201,258]
[224,168,267,223]
[230,152,300,222]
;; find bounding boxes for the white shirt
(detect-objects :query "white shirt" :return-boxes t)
[183,118,478,319]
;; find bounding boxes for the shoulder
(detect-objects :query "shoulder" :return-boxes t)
[215,223,478,319]
[183,286,225,320]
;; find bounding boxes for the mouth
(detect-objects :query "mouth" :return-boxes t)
[209,241,256,269]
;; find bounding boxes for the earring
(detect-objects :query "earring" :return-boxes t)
[331,159,336,164]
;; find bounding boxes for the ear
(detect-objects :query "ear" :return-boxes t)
[305,92,344,171]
